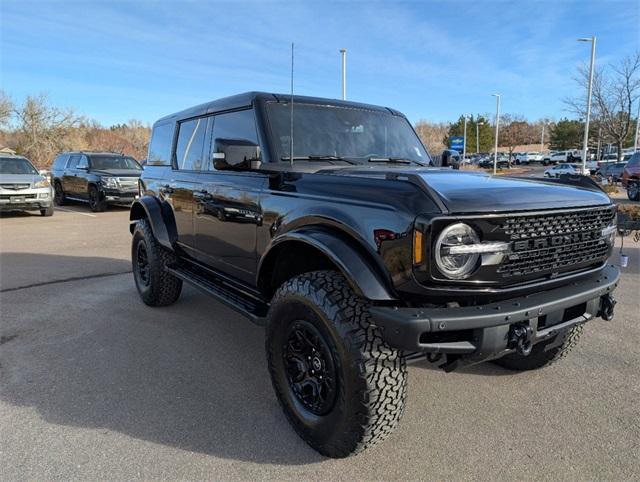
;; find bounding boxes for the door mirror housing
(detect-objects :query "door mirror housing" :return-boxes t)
[213,139,261,170]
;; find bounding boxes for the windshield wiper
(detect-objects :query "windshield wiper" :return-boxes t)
[368,157,425,166]
[281,155,357,164]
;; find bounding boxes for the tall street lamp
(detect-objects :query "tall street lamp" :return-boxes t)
[340,49,347,100]
[634,100,640,152]
[492,94,501,175]
[462,114,470,164]
[540,122,546,153]
[476,120,484,153]
[578,36,596,172]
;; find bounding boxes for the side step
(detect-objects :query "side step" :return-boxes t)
[166,263,268,325]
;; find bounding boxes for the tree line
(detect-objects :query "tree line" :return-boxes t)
[0,91,150,168]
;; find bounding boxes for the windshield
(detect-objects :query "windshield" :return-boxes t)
[0,157,38,175]
[266,103,431,164]
[90,155,141,170]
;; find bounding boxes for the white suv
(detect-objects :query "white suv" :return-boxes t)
[544,163,587,178]
[0,155,54,216]
[515,152,543,164]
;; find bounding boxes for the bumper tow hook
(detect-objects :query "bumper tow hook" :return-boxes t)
[599,294,616,321]
[509,323,534,356]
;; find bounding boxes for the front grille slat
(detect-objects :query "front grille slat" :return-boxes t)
[497,206,614,278]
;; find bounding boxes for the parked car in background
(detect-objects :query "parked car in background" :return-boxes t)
[51,151,143,212]
[548,150,581,164]
[0,154,54,216]
[515,152,543,164]
[544,163,586,178]
[479,154,510,169]
[621,152,640,201]
[595,162,626,183]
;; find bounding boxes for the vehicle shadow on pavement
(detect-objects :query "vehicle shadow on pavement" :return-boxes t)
[0,260,325,464]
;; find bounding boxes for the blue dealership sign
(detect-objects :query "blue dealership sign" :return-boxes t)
[450,136,464,152]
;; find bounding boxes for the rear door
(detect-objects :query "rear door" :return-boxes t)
[164,116,208,252]
[193,108,267,284]
[62,154,81,195]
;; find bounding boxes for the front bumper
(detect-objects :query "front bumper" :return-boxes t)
[0,189,53,211]
[370,264,620,360]
[102,188,137,204]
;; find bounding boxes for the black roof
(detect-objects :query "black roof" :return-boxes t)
[155,91,403,125]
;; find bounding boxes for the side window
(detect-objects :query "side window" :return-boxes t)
[630,153,640,167]
[53,154,68,170]
[174,117,208,171]
[66,155,80,169]
[77,155,89,169]
[208,109,259,170]
[147,122,174,166]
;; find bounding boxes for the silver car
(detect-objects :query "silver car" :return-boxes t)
[0,155,54,216]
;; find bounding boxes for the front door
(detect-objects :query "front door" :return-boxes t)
[193,108,266,284]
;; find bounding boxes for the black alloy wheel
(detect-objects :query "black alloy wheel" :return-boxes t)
[54,182,65,205]
[135,241,151,287]
[283,320,337,416]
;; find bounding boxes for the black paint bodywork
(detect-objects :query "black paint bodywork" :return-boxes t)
[130,92,620,364]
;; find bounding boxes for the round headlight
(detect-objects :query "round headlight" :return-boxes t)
[434,223,481,279]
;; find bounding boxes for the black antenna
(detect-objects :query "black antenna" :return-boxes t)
[289,42,294,167]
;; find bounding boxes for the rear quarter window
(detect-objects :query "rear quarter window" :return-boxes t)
[147,122,175,166]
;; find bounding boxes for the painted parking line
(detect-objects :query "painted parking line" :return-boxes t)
[54,206,97,218]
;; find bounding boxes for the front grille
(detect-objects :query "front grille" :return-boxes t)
[0,194,37,200]
[0,183,30,191]
[116,177,138,189]
[497,206,615,278]
[501,207,615,240]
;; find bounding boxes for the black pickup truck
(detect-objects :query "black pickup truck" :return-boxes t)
[129,92,619,458]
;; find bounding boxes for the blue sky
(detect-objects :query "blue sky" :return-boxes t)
[1,0,638,126]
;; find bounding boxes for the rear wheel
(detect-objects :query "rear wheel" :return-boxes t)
[131,218,182,306]
[53,181,66,205]
[627,180,639,201]
[88,185,107,212]
[493,324,584,371]
[266,270,407,458]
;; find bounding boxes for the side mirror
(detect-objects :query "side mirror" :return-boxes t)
[440,150,452,168]
[213,138,261,170]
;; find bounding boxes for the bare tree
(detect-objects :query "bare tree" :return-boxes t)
[14,94,82,167]
[566,51,640,160]
[0,90,13,127]
[499,114,538,162]
[414,120,449,155]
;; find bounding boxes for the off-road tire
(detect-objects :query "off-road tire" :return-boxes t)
[40,206,54,216]
[493,324,584,371]
[265,270,407,458]
[131,218,182,306]
[53,181,66,205]
[88,185,107,212]
[627,180,639,201]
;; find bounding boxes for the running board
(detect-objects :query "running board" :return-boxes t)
[166,264,268,325]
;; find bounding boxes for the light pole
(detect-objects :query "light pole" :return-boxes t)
[340,49,347,100]
[492,94,501,175]
[462,114,469,164]
[476,121,484,153]
[634,100,640,152]
[540,122,546,153]
[578,36,596,172]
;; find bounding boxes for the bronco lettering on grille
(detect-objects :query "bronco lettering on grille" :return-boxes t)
[512,231,601,252]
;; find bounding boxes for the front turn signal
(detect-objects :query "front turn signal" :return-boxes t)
[413,230,424,264]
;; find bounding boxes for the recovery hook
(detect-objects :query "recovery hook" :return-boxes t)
[508,322,534,356]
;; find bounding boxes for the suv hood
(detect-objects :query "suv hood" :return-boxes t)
[91,169,142,177]
[320,167,612,213]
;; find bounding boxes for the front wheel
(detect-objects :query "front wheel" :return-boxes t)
[88,186,107,212]
[53,181,66,205]
[493,324,584,371]
[266,271,407,458]
[627,181,639,201]
[40,206,54,216]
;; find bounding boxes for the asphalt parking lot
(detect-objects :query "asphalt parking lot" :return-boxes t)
[1,203,639,480]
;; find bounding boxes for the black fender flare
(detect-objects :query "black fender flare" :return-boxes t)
[258,227,396,301]
[129,196,177,251]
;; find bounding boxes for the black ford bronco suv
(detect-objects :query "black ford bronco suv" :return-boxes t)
[129,92,619,458]
[52,151,143,211]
